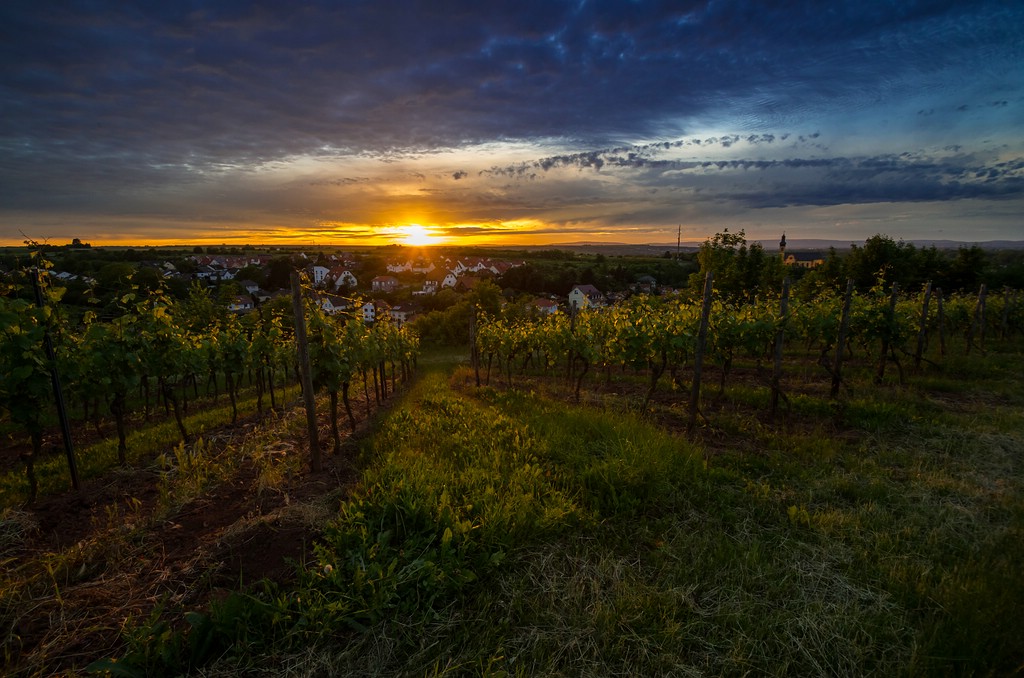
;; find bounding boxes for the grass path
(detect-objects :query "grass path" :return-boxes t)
[169,352,1024,677]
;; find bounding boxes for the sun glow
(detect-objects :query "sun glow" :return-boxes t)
[399,223,442,246]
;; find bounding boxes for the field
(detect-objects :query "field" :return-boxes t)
[2,337,1023,676]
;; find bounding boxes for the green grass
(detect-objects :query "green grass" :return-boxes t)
[97,344,1024,676]
[0,384,301,508]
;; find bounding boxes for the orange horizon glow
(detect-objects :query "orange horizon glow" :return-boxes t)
[0,218,692,248]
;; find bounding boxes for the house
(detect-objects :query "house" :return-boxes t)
[491,261,514,276]
[449,257,525,276]
[371,275,399,293]
[328,266,358,289]
[455,275,482,292]
[227,295,254,312]
[311,265,331,285]
[410,258,436,274]
[361,301,377,323]
[415,272,444,296]
[568,284,605,310]
[385,260,412,274]
[440,271,459,288]
[195,265,216,280]
[634,275,657,294]
[388,304,419,327]
[317,292,350,316]
[531,298,559,315]
[195,265,233,281]
[236,279,261,294]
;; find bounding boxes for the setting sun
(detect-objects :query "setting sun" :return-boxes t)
[400,224,441,246]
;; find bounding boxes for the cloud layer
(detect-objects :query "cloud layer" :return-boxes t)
[1,0,1022,244]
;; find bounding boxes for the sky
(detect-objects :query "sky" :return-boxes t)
[1,0,1022,247]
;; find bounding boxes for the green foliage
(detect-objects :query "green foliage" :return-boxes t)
[692,229,782,301]
[0,289,53,436]
[844,234,919,291]
[90,339,1024,675]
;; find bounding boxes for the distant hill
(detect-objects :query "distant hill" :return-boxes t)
[526,239,1024,256]
[746,239,1024,251]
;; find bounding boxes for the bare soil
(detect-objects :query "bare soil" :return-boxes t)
[2,386,397,677]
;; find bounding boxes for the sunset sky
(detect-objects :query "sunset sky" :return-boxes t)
[2,1,1022,247]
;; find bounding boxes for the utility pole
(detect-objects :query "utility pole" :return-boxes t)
[676,224,681,262]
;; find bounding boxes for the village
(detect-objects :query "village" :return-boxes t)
[188,250,637,326]
[18,244,704,330]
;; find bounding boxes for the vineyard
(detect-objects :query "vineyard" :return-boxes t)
[474,277,1020,417]
[2,263,1023,676]
[0,267,419,508]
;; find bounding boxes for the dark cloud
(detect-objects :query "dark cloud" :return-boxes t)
[478,142,1024,211]
[3,1,1018,167]
[0,0,1022,241]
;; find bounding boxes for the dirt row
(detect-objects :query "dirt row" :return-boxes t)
[3,386,399,677]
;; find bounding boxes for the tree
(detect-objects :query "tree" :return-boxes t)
[691,229,775,300]
[133,267,164,294]
[264,256,297,291]
[177,282,225,334]
[796,247,845,297]
[235,264,266,287]
[940,245,987,292]
[844,235,918,291]
[95,262,136,296]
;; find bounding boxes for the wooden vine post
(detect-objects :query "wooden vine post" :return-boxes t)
[688,271,713,435]
[770,276,790,420]
[290,272,322,472]
[830,279,855,399]
[935,288,946,357]
[875,282,899,385]
[966,284,987,355]
[31,268,80,492]
[914,282,932,369]
[470,307,481,387]
[568,300,578,386]
[1000,287,1013,339]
